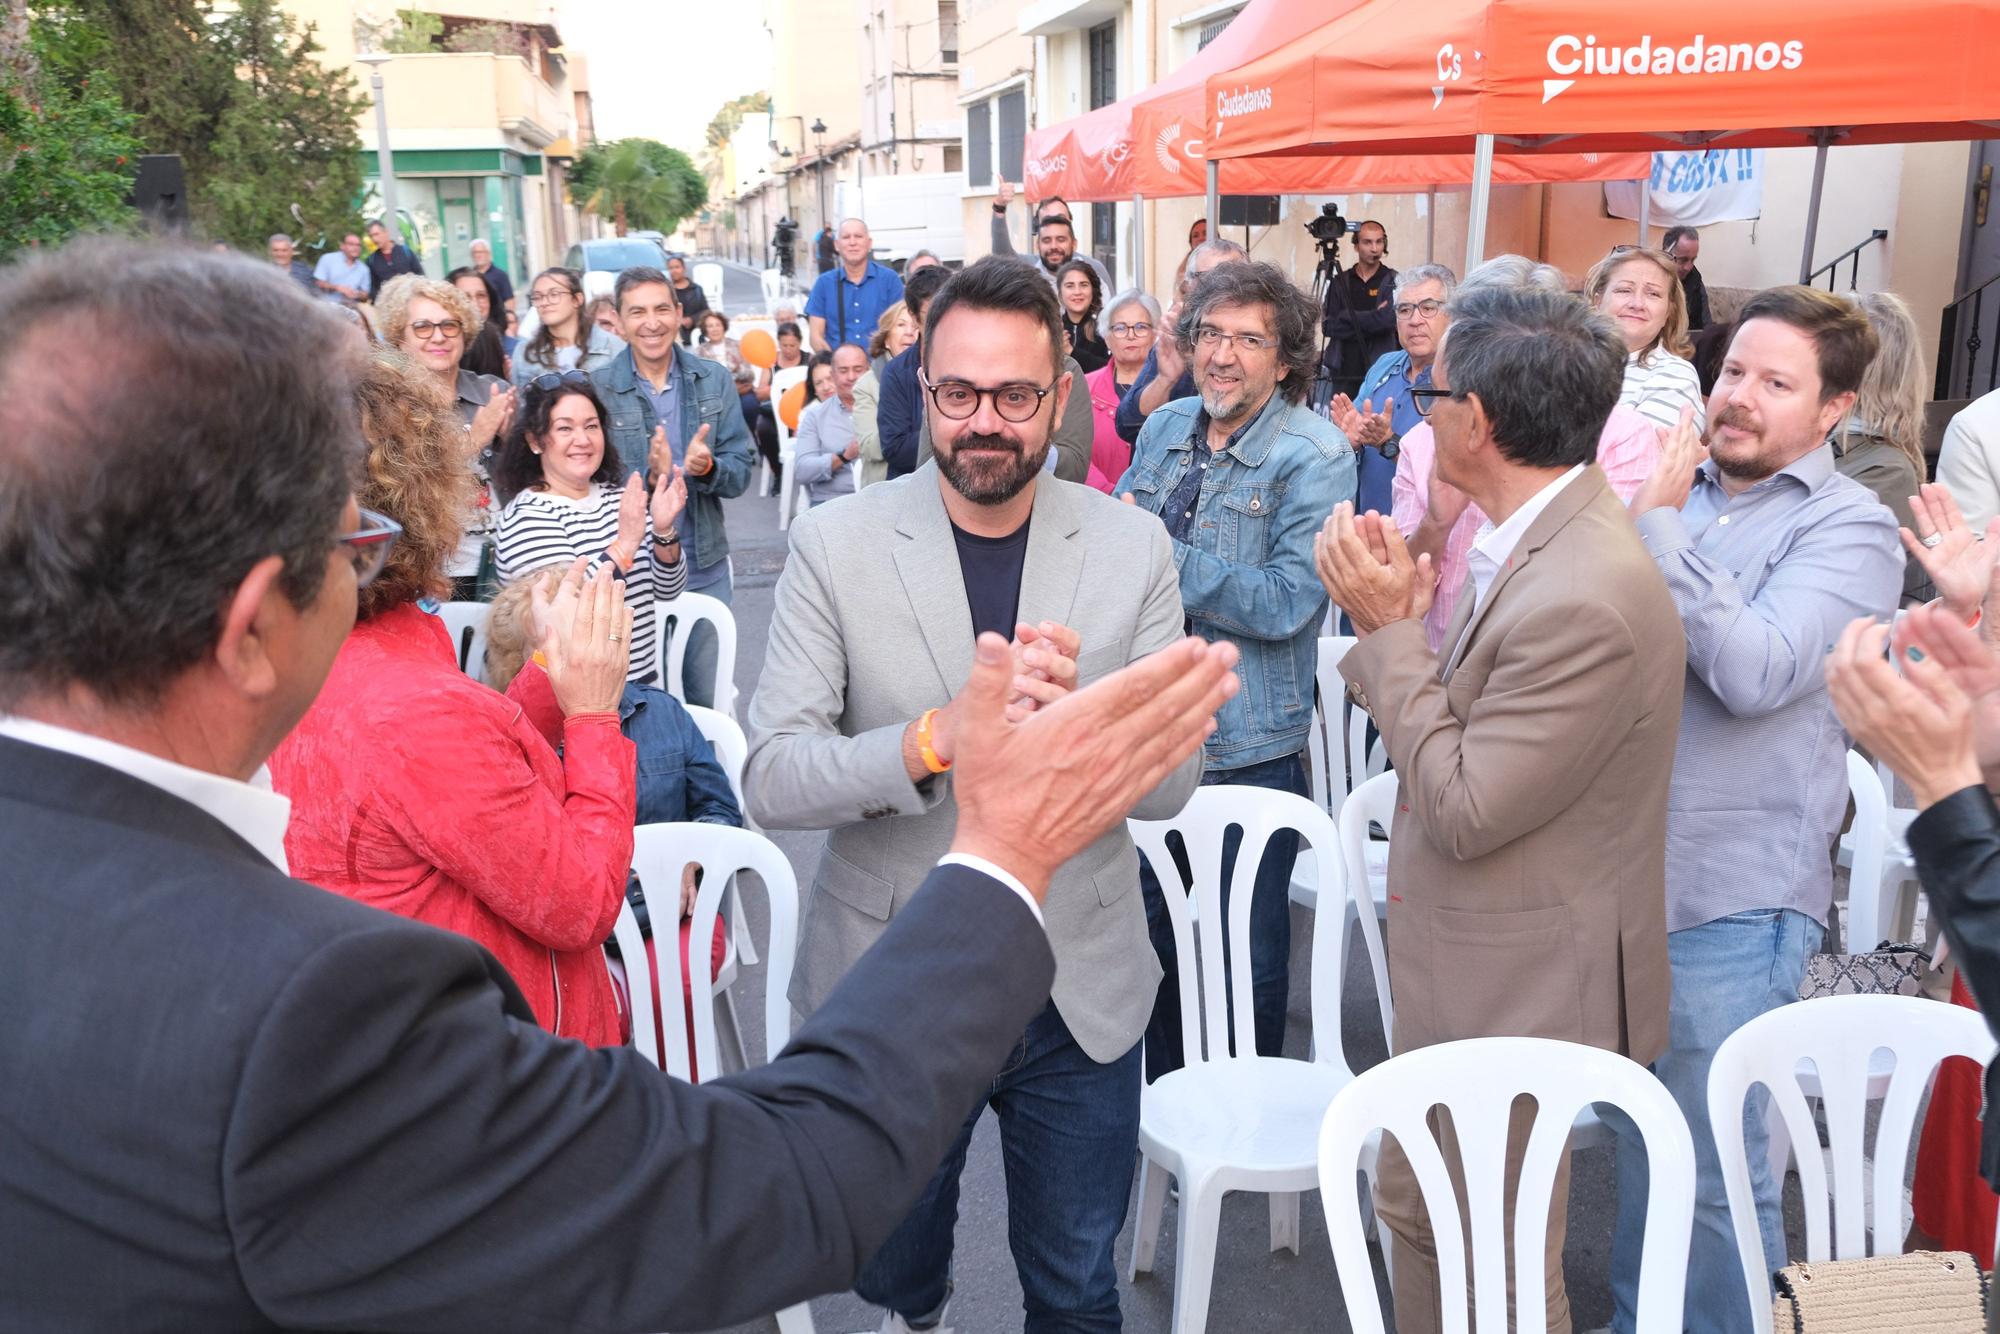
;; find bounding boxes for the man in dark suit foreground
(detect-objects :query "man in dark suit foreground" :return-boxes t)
[0,240,1240,1332]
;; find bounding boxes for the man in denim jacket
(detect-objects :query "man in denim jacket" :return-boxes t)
[1115,261,1355,1074]
[594,266,755,708]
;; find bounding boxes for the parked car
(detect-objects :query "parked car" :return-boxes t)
[563,237,669,301]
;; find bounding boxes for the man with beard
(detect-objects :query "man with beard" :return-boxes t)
[746,256,1201,1333]
[1605,285,1903,1334]
[1116,261,1354,1076]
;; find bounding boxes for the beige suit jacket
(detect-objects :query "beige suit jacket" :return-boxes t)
[1340,466,1685,1064]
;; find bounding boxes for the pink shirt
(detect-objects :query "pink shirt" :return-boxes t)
[1390,404,1662,650]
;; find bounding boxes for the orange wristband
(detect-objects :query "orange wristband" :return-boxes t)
[916,707,952,774]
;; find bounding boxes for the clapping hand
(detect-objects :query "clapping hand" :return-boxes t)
[1826,615,1982,809]
[1627,406,1704,518]
[611,473,647,567]
[1328,393,1393,446]
[947,632,1240,900]
[683,423,715,478]
[1901,483,2000,620]
[539,564,632,718]
[468,385,516,454]
[650,460,687,536]
[1313,502,1433,636]
[1007,620,1081,721]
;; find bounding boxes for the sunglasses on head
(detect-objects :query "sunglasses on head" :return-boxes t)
[527,369,594,394]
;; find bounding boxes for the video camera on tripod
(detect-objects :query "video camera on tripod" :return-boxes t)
[1305,203,1363,411]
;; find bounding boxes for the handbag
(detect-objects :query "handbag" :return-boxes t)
[1798,940,1930,1001]
[1771,1251,1986,1332]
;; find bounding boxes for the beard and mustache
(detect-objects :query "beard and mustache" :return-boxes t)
[937,431,1052,506]
[1707,402,1774,481]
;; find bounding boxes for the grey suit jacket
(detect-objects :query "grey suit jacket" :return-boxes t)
[746,461,1200,1061]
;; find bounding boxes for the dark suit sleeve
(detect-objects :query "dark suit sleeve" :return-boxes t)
[880,353,921,476]
[224,863,1053,1333]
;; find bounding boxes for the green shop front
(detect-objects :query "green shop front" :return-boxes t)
[361,147,540,290]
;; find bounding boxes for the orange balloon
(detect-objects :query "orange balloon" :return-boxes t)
[739,328,777,369]
[780,381,808,432]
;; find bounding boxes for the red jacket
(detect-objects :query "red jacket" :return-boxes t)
[270,601,634,1046]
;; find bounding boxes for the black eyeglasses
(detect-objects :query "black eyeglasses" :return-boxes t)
[337,506,402,587]
[527,369,594,394]
[920,371,1059,423]
[1409,387,1454,419]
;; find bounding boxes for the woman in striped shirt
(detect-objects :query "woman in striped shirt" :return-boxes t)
[492,372,687,683]
[1586,246,1707,438]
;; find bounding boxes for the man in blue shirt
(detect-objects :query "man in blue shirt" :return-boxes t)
[805,218,903,354]
[1117,260,1355,1077]
[1329,262,1456,516]
[311,233,370,306]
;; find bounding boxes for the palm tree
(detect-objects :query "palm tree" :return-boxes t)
[583,139,676,237]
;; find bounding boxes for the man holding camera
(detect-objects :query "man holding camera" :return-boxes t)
[1319,218,1398,400]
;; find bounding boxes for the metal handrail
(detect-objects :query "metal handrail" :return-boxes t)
[1805,229,1888,292]
[1937,267,2000,400]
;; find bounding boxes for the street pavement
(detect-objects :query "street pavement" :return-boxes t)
[700,478,1628,1334]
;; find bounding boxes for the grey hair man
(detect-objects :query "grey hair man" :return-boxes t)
[0,239,1239,1331]
[467,236,515,315]
[1117,260,1357,1077]
[267,233,316,296]
[1114,236,1251,444]
[1333,260,1458,517]
[1317,286,1687,1334]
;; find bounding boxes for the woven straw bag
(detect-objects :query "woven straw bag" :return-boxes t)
[1770,1251,1986,1332]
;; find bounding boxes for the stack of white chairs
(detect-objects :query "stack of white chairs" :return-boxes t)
[1126,786,1390,1333]
[434,601,493,684]
[655,593,739,721]
[1711,994,1997,1333]
[609,822,814,1334]
[1293,636,1391,969]
[1318,1036,1697,1333]
[768,364,810,528]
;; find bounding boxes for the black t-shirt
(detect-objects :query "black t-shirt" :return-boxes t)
[366,244,424,299]
[951,516,1031,640]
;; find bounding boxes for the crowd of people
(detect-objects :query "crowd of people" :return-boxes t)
[9,186,2000,1334]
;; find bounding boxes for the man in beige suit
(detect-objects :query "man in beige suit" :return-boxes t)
[1316,285,1687,1334]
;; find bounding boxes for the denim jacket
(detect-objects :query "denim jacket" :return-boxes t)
[1116,393,1355,770]
[593,347,754,572]
[618,681,741,935]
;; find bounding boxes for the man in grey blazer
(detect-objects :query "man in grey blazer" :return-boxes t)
[747,257,1202,1333]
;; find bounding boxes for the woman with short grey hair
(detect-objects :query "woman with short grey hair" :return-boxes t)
[1084,288,1162,490]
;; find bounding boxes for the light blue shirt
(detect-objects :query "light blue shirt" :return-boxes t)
[1633,444,1903,932]
[311,251,370,301]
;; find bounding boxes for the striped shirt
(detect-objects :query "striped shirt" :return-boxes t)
[1619,347,1706,437]
[494,483,688,683]
[1391,404,1663,650]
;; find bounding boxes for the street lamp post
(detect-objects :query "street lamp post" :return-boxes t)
[356,51,399,239]
[811,117,828,228]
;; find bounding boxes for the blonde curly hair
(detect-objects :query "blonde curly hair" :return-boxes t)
[373,273,483,348]
[353,347,476,619]
[482,568,576,691]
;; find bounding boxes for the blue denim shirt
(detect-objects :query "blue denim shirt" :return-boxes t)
[617,681,741,934]
[1354,349,1433,515]
[1117,392,1355,771]
[593,347,754,574]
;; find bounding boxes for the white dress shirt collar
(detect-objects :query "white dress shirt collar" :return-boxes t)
[1465,464,1586,616]
[0,716,291,872]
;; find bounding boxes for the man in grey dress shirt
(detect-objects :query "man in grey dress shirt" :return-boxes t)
[1606,285,1903,1334]
[795,343,868,507]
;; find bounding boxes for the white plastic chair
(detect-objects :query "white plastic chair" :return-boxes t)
[1293,637,1388,922]
[1320,1036,1696,1334]
[1709,993,1996,1334]
[655,591,738,720]
[434,601,492,683]
[691,261,725,309]
[1125,786,1389,1334]
[768,364,809,525]
[608,822,812,1334]
[683,704,761,969]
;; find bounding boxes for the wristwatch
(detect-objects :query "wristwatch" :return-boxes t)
[1380,432,1402,462]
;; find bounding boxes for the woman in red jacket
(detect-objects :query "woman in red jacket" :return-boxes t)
[271,347,638,1047]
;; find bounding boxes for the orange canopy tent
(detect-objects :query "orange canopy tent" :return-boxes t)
[1018,0,1646,273]
[1201,0,2000,274]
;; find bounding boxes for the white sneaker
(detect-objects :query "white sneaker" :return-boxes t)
[847,1312,952,1334]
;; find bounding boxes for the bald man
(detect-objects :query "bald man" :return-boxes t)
[806,218,904,354]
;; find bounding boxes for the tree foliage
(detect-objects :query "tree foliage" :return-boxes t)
[29,0,367,253]
[704,90,770,151]
[443,21,530,58]
[383,8,443,54]
[573,138,708,236]
[0,5,141,256]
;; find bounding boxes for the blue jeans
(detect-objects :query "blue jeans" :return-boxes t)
[1137,751,1307,1082]
[1606,907,1824,1334]
[679,564,732,710]
[854,1001,1141,1332]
